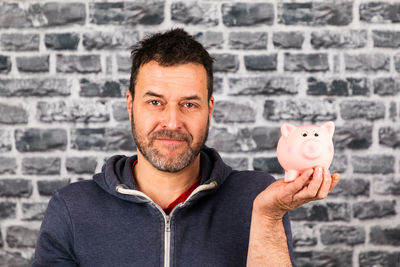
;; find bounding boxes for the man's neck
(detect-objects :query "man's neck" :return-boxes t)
[133,153,201,209]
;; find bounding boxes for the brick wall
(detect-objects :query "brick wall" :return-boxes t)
[0,0,399,266]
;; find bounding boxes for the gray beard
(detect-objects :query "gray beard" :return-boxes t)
[130,111,209,173]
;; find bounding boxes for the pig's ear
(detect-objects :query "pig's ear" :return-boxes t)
[321,121,335,137]
[281,123,296,138]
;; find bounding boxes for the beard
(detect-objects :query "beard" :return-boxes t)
[131,112,209,173]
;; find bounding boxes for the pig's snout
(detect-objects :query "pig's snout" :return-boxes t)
[302,140,322,159]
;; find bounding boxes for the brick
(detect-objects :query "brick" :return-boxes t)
[89,1,164,25]
[289,202,349,222]
[370,225,400,246]
[334,124,373,149]
[228,76,297,96]
[0,3,32,28]
[345,53,390,72]
[0,33,39,51]
[0,103,28,124]
[294,249,353,267]
[330,154,348,173]
[360,3,400,23]
[37,179,70,196]
[0,251,30,267]
[340,100,385,120]
[37,100,110,123]
[373,31,400,48]
[228,32,267,50]
[35,2,86,27]
[244,54,277,71]
[0,202,16,219]
[359,251,400,267]
[374,78,400,96]
[395,54,400,72]
[352,155,395,174]
[193,32,223,49]
[251,127,280,151]
[213,76,223,95]
[213,101,256,123]
[0,78,71,97]
[253,157,284,174]
[0,55,11,74]
[291,223,317,247]
[22,157,60,175]
[16,55,49,72]
[307,77,370,96]
[0,179,32,197]
[373,177,400,195]
[6,226,39,248]
[0,157,17,174]
[171,2,218,26]
[320,225,365,245]
[330,178,370,197]
[389,102,397,120]
[66,157,97,174]
[57,55,101,73]
[206,127,242,153]
[353,200,396,220]
[278,2,353,26]
[212,54,239,73]
[15,128,67,152]
[22,202,48,221]
[0,131,13,153]
[263,99,337,122]
[117,54,130,73]
[311,30,367,49]
[71,126,136,151]
[221,157,248,171]
[222,3,274,27]
[112,101,129,121]
[45,33,79,50]
[284,53,329,72]
[83,31,139,50]
[379,127,400,148]
[272,32,304,49]
[80,79,122,97]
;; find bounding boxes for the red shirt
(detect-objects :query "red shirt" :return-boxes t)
[132,160,200,214]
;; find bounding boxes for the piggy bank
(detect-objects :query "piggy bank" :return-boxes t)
[277,121,335,182]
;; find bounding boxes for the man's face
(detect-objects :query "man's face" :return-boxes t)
[127,61,214,173]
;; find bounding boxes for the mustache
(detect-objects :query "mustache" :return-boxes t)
[150,130,192,143]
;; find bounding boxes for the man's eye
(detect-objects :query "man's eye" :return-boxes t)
[149,100,161,106]
[184,103,195,108]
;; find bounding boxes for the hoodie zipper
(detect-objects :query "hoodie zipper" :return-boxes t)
[116,181,217,267]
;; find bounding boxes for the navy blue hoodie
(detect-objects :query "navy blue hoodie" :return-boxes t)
[33,146,295,266]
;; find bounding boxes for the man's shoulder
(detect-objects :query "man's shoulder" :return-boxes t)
[56,179,104,202]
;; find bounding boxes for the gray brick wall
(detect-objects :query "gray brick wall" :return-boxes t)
[0,1,399,266]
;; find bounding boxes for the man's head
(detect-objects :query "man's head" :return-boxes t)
[126,29,214,173]
[129,28,214,101]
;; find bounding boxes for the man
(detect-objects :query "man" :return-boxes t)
[33,29,340,267]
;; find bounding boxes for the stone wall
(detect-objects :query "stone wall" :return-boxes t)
[0,1,399,266]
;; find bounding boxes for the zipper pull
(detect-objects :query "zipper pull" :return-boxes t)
[165,216,171,232]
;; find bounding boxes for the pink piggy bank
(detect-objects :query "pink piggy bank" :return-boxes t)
[277,121,335,182]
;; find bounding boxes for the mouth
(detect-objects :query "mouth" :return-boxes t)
[156,138,186,144]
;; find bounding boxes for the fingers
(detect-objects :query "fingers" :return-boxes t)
[315,167,332,199]
[286,168,314,194]
[295,166,323,201]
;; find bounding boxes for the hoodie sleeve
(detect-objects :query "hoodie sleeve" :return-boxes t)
[282,212,297,267]
[32,191,79,267]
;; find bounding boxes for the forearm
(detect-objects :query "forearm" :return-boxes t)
[247,210,292,267]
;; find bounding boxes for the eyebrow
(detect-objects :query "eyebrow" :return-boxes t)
[143,91,202,101]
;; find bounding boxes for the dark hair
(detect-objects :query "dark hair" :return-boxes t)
[129,28,214,100]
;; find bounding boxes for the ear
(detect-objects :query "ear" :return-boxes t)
[281,123,296,138]
[208,96,215,123]
[321,121,335,137]
[126,90,133,122]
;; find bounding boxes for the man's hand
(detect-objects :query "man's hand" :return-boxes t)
[253,166,341,221]
[247,167,340,266]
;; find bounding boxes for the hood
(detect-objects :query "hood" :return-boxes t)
[93,146,233,203]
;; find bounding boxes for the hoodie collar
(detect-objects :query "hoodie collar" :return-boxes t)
[93,146,232,203]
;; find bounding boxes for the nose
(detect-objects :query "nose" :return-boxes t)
[302,139,322,159]
[161,105,183,130]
